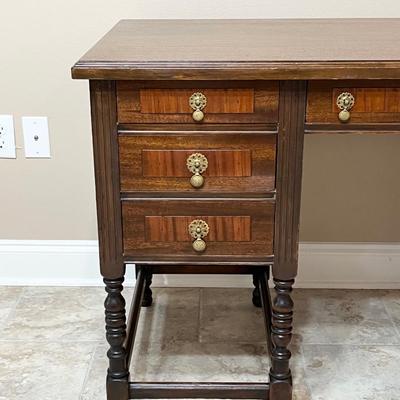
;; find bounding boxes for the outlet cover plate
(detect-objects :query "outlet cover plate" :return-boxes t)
[22,117,51,158]
[0,115,16,159]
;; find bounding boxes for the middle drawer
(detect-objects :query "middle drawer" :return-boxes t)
[119,131,276,195]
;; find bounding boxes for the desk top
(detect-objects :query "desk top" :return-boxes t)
[72,19,400,80]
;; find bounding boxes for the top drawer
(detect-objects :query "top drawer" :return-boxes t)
[307,81,400,124]
[117,82,279,124]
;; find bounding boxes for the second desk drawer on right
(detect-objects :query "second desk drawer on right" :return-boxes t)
[307,81,400,124]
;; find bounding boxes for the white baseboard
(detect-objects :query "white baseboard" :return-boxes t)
[0,240,399,288]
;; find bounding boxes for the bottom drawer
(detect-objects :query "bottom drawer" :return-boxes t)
[122,199,275,262]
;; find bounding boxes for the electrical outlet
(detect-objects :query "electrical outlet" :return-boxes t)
[22,117,51,158]
[0,115,16,158]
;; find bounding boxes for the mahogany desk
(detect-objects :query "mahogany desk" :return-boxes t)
[72,19,400,400]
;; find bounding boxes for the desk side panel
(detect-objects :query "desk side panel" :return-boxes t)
[273,81,307,280]
[90,80,124,278]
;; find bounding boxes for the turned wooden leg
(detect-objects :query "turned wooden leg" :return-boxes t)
[104,277,129,400]
[252,274,262,308]
[142,272,153,307]
[269,279,294,400]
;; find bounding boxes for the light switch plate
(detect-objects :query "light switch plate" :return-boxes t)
[0,115,16,158]
[22,117,51,158]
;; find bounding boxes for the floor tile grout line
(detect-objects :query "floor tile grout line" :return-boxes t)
[381,298,400,342]
[79,341,101,400]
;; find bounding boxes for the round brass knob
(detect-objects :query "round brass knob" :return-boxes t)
[192,109,204,122]
[336,92,355,123]
[190,173,204,188]
[192,238,207,252]
[338,109,351,122]
[188,219,209,253]
[186,153,208,189]
[189,92,207,122]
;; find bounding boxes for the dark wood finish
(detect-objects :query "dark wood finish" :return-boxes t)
[273,81,306,280]
[126,259,273,267]
[145,264,271,274]
[74,61,400,81]
[119,131,276,195]
[145,216,251,242]
[121,199,275,262]
[125,269,145,368]
[72,19,400,80]
[305,122,400,134]
[258,271,273,357]
[269,279,295,400]
[90,81,124,279]
[273,81,307,280]
[129,382,269,399]
[252,274,262,308]
[307,80,400,124]
[117,82,278,124]
[142,272,153,307]
[119,123,278,132]
[268,82,305,399]
[104,277,129,400]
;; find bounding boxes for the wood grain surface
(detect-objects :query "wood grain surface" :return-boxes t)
[145,216,251,242]
[89,81,124,279]
[122,199,275,261]
[72,19,400,80]
[117,81,278,123]
[142,150,252,177]
[307,80,400,123]
[273,81,307,280]
[140,89,254,113]
[119,131,276,195]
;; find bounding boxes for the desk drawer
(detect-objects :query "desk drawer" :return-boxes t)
[122,199,274,262]
[119,132,276,195]
[117,82,279,124]
[307,81,400,124]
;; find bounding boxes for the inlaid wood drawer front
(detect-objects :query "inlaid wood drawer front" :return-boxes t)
[119,132,276,194]
[117,82,279,124]
[146,216,251,242]
[307,81,400,124]
[122,199,275,262]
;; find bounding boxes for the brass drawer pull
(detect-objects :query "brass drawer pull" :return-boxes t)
[188,219,209,252]
[336,92,355,122]
[189,92,207,122]
[186,152,208,188]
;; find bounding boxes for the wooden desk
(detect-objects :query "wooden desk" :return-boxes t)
[72,19,400,400]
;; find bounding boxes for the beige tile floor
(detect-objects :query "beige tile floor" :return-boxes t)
[0,286,399,400]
